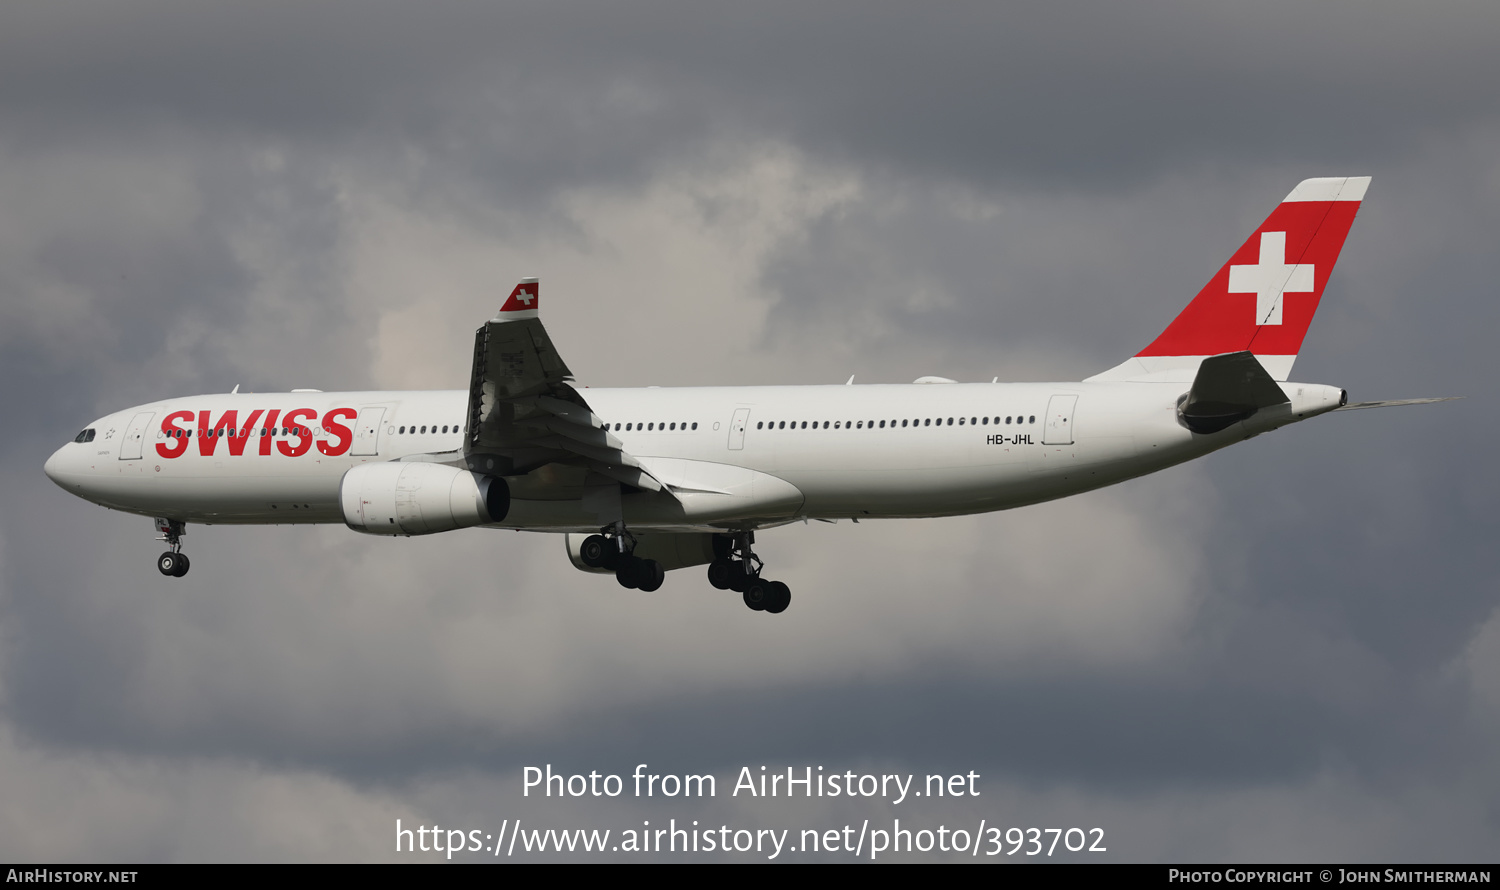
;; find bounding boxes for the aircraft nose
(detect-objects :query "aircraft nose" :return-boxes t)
[43,444,70,486]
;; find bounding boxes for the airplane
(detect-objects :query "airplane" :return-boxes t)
[43,176,1454,615]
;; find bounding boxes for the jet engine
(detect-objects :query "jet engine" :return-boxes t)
[340,462,509,535]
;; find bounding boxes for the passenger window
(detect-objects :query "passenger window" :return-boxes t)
[692,422,698,430]
[1029,415,1036,424]
[958,417,965,425]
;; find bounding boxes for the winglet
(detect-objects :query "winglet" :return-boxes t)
[493,277,540,321]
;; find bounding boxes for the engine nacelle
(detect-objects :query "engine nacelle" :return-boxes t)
[340,462,509,536]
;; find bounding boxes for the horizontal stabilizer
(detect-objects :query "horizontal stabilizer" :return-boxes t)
[1180,351,1289,434]
[1337,397,1462,411]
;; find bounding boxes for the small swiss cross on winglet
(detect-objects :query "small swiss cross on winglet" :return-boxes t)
[497,277,540,318]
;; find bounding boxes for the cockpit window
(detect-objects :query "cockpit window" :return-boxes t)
[74,429,96,443]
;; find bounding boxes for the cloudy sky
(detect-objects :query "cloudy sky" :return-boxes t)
[2,1,1497,862]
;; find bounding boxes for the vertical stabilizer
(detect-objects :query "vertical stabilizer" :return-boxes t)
[1087,176,1368,382]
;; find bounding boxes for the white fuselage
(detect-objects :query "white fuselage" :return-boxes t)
[43,379,1346,533]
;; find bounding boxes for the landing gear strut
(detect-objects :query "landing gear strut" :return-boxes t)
[154,518,190,578]
[707,531,791,613]
[580,523,664,593]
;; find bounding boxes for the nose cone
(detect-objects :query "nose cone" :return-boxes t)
[43,444,71,488]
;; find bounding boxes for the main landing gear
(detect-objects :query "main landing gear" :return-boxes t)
[579,524,665,593]
[580,525,792,613]
[707,531,791,614]
[154,518,190,578]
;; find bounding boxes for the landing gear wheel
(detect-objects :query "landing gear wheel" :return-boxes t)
[726,563,750,593]
[153,519,189,578]
[764,580,790,614]
[580,534,610,568]
[637,559,665,592]
[615,557,642,590]
[743,581,768,611]
[707,559,733,590]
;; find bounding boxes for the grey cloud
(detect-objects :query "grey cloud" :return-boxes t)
[7,3,1500,192]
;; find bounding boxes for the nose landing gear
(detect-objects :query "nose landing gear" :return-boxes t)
[154,518,190,577]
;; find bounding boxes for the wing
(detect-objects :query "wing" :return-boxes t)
[463,278,663,493]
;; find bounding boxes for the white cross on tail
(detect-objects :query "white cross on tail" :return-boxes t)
[1227,231,1314,326]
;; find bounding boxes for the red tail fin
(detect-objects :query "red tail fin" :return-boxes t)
[1089,177,1368,382]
